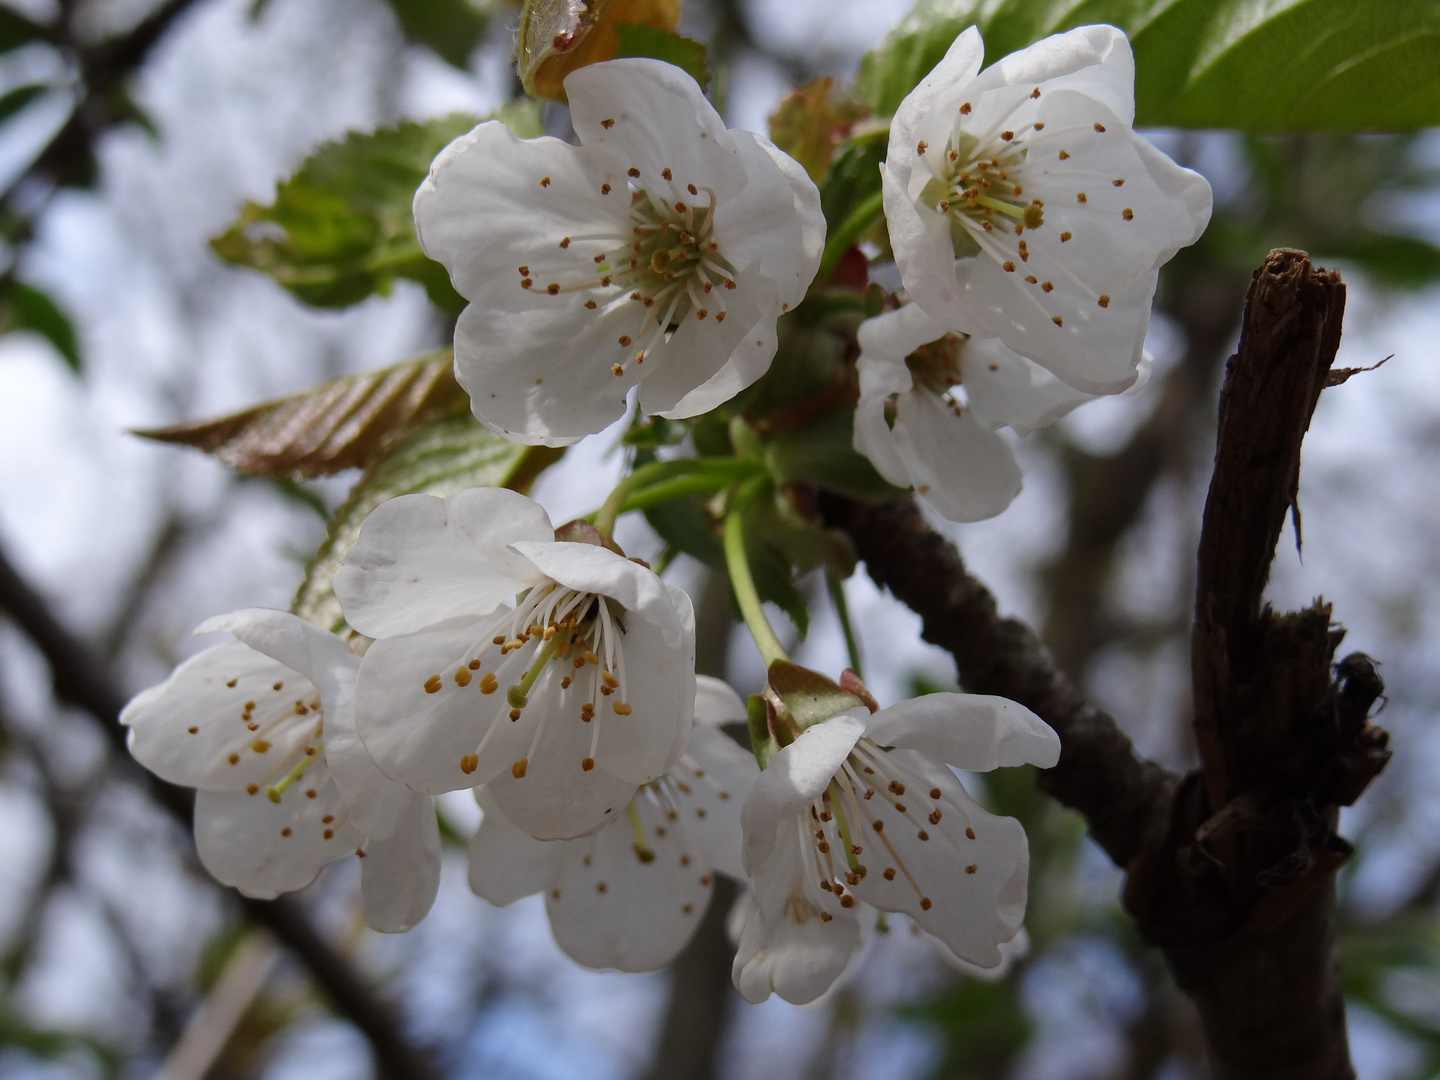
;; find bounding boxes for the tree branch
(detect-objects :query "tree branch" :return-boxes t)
[0,540,436,1080]
[823,251,1392,1080]
[818,490,1178,869]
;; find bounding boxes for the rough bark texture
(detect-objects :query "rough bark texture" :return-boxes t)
[823,251,1391,1080]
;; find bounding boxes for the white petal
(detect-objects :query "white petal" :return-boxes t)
[309,666,415,840]
[414,121,615,302]
[545,787,713,972]
[852,342,918,489]
[637,261,767,418]
[740,711,866,877]
[511,541,686,649]
[455,291,648,446]
[201,610,411,840]
[720,131,824,303]
[694,675,746,728]
[849,750,1028,967]
[359,788,441,932]
[467,787,573,905]
[961,338,1094,435]
[193,765,357,899]
[483,672,642,839]
[889,25,986,162]
[335,489,551,638]
[928,925,1029,978]
[670,724,758,881]
[653,296,777,419]
[123,641,318,791]
[732,816,863,1004]
[567,59,747,195]
[892,388,1022,522]
[968,24,1135,123]
[200,608,356,691]
[881,162,965,318]
[863,693,1060,771]
[354,615,519,794]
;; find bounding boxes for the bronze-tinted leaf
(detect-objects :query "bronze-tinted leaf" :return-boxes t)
[135,351,469,479]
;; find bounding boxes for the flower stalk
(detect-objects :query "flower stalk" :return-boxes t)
[724,474,789,667]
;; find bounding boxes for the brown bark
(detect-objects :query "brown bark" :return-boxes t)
[823,251,1391,1080]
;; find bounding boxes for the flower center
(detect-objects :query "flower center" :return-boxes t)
[218,678,325,801]
[517,173,739,377]
[920,128,1045,259]
[425,579,635,781]
[903,332,967,395]
[801,739,983,916]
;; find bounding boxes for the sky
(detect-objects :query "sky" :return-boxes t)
[0,2,1437,1079]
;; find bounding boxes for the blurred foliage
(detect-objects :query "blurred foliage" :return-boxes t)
[613,22,709,87]
[0,283,81,373]
[383,0,493,68]
[861,0,1440,131]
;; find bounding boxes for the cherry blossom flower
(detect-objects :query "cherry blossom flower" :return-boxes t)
[121,609,440,932]
[467,676,757,971]
[414,58,825,446]
[881,25,1211,394]
[335,487,696,840]
[853,302,1097,521]
[732,693,1059,1004]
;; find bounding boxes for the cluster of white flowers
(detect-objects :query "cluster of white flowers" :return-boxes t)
[121,25,1205,1004]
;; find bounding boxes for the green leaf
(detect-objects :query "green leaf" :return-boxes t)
[764,410,908,501]
[766,660,862,730]
[0,9,48,54]
[211,110,540,313]
[383,0,491,68]
[1316,233,1440,289]
[857,0,1440,131]
[768,77,870,184]
[857,0,976,116]
[0,83,46,124]
[0,282,81,372]
[613,22,708,87]
[293,415,562,633]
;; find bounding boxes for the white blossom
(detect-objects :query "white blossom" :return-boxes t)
[881,25,1211,394]
[120,609,440,932]
[414,58,825,446]
[854,302,1095,521]
[467,676,757,972]
[732,693,1059,1004]
[335,487,696,840]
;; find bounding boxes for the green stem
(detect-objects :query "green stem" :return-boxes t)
[723,475,789,667]
[591,457,754,537]
[828,570,863,678]
[817,188,885,283]
[615,472,739,514]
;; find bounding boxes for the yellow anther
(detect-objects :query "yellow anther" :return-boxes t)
[479,673,499,694]
[460,753,479,774]
[454,667,472,687]
[613,702,633,716]
[424,674,442,694]
[512,758,528,779]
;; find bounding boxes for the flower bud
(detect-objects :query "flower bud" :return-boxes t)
[518,0,680,103]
